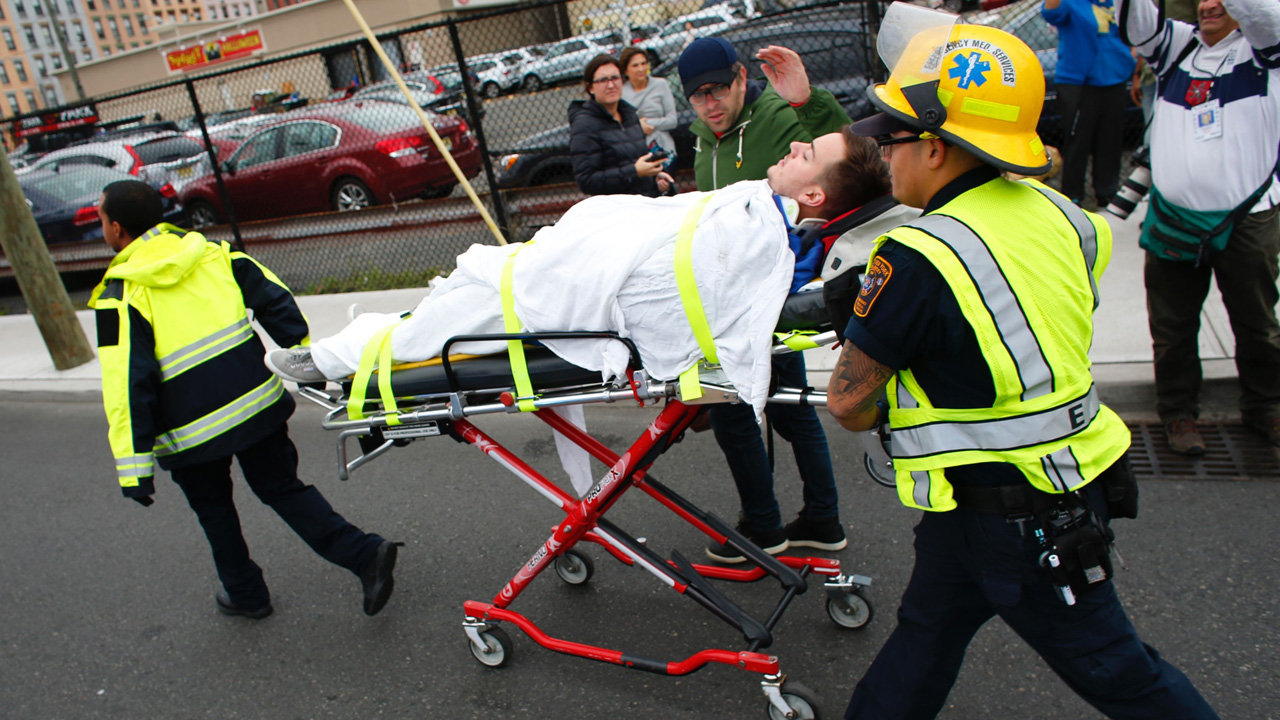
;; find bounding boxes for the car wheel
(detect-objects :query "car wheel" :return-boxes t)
[523,75,543,93]
[187,200,221,229]
[529,163,574,187]
[646,50,660,67]
[481,82,500,99]
[331,177,376,212]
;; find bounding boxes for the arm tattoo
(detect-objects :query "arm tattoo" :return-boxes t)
[829,340,894,419]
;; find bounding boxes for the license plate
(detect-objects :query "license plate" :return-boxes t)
[177,165,194,178]
[382,421,441,439]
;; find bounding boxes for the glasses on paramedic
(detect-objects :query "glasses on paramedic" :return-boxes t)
[877,133,928,159]
[689,82,734,106]
[591,74,623,86]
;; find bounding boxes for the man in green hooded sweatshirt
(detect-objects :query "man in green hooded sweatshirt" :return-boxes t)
[677,39,856,562]
[88,179,399,621]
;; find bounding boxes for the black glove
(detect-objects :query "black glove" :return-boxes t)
[123,475,156,507]
[131,495,155,507]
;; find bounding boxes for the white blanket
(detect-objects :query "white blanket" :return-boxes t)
[310,180,793,417]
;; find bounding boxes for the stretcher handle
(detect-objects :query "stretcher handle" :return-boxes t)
[440,331,644,394]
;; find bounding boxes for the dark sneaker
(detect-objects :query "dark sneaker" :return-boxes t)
[360,540,400,616]
[705,520,789,564]
[1164,418,1206,456]
[783,514,848,551]
[215,589,273,620]
[265,347,326,384]
[1245,416,1280,448]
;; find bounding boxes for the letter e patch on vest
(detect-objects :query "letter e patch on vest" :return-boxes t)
[854,256,893,318]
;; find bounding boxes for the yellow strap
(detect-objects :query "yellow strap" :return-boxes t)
[347,321,402,423]
[674,194,717,401]
[500,244,537,412]
[774,330,820,352]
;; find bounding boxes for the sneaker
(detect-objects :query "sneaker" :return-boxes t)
[215,589,273,620]
[347,303,367,321]
[265,347,327,384]
[705,520,789,564]
[783,514,847,551]
[1164,418,1206,456]
[1245,416,1280,448]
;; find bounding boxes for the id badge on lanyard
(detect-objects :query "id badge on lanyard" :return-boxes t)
[1193,98,1223,141]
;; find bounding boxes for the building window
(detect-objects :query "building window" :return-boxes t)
[137,14,146,33]
[24,26,37,47]
[73,22,84,42]
[101,45,110,55]
[81,47,90,60]
[0,3,5,19]
[86,0,95,8]
[34,57,46,77]
[93,18,102,37]
[15,0,27,17]
[34,0,44,14]
[24,90,38,109]
[103,0,110,8]
[8,93,21,115]
[2,29,14,50]
[51,53,62,69]
[178,8,185,20]
[108,17,118,38]
[190,8,197,19]
[232,4,239,16]
[0,63,8,84]
[40,24,53,45]
[43,86,57,106]
[166,9,174,21]
[123,15,132,34]
[14,60,27,81]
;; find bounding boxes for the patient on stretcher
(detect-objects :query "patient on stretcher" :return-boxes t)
[266,128,897,415]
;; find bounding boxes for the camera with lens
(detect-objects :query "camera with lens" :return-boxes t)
[1106,145,1152,220]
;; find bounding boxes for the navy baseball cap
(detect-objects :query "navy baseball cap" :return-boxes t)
[678,37,739,99]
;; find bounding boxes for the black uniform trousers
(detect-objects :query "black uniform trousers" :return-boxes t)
[844,482,1219,720]
[1057,82,1130,206]
[169,422,383,611]
[1144,206,1280,425]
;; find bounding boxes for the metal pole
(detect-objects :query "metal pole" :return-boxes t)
[446,19,509,242]
[184,78,244,252]
[42,0,85,101]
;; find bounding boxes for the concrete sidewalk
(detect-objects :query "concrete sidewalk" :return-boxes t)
[0,203,1258,417]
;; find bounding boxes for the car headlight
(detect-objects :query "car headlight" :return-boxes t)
[499,154,520,172]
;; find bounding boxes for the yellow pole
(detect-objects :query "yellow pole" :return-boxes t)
[338,0,507,245]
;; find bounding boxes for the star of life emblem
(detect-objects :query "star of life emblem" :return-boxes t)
[949,51,991,89]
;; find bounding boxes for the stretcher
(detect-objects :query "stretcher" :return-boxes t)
[295,292,874,720]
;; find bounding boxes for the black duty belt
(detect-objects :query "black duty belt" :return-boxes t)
[952,483,1078,517]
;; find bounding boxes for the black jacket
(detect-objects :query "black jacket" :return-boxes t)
[568,99,661,197]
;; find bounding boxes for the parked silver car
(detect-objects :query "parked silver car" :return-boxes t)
[518,30,625,92]
[469,55,522,98]
[637,5,749,64]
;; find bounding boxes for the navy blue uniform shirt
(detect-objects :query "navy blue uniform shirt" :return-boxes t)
[844,165,1023,487]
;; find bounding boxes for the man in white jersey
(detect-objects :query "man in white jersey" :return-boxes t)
[1118,0,1280,453]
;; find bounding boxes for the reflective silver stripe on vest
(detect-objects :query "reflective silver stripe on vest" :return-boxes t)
[911,471,932,509]
[891,385,1100,460]
[1041,445,1087,492]
[910,215,1055,401]
[158,318,253,381]
[1024,184,1100,310]
[897,379,919,409]
[154,376,285,457]
[116,454,153,478]
[138,224,169,243]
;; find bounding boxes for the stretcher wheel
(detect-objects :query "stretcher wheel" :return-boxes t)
[468,625,513,668]
[767,681,821,720]
[826,589,874,630]
[553,550,595,586]
[863,453,896,489]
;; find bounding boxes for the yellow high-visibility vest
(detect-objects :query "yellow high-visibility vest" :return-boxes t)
[879,178,1130,511]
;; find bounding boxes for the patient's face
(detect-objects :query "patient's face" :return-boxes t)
[766,132,844,200]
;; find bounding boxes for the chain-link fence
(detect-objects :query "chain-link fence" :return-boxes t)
[1,0,1146,311]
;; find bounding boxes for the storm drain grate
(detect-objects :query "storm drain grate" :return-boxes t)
[1127,422,1280,480]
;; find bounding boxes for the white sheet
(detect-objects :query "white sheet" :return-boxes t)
[309,180,793,418]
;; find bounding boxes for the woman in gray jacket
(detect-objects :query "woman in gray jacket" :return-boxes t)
[620,47,679,169]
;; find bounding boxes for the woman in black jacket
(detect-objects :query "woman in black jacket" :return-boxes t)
[569,55,673,197]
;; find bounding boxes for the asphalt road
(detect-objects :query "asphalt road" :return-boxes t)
[2,393,1276,720]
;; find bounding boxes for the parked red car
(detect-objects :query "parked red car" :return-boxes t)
[179,99,481,227]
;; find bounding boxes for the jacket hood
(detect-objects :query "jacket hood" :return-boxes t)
[103,224,210,289]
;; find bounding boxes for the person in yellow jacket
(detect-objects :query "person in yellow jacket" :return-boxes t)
[90,180,399,620]
[826,7,1219,718]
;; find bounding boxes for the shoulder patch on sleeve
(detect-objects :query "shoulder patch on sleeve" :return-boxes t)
[853,255,893,318]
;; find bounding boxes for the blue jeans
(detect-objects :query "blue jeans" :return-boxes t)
[844,482,1219,720]
[708,352,838,532]
[170,423,383,610]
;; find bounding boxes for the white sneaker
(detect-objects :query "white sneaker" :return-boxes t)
[347,303,366,321]
[265,348,327,384]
